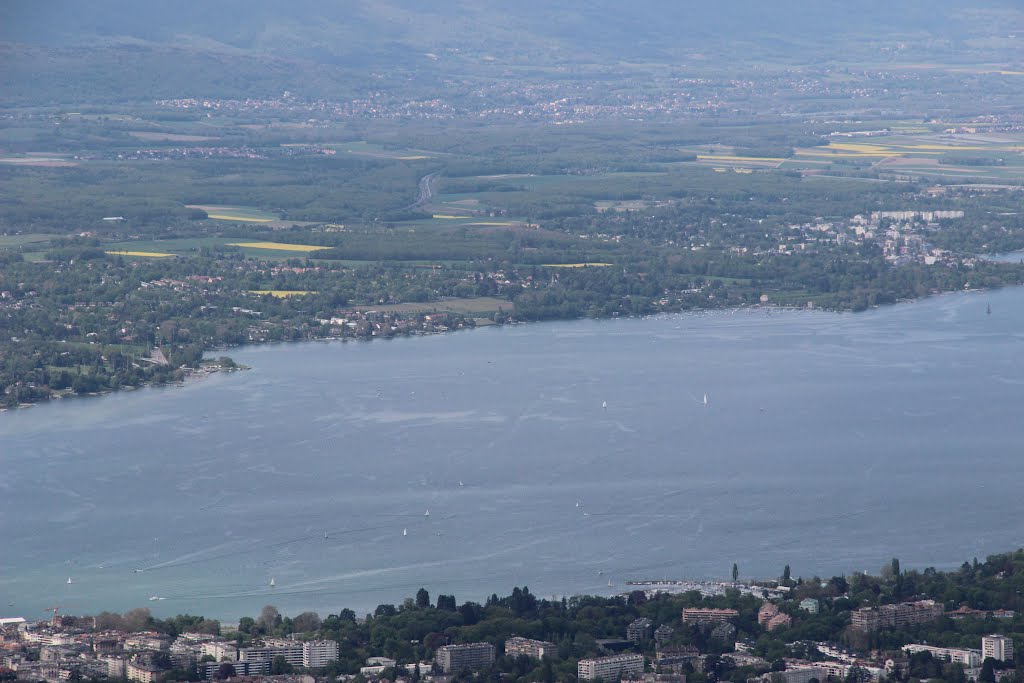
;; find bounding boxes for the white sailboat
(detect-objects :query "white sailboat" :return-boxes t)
[703,393,708,407]
[269,577,276,588]
[403,528,408,536]
[66,577,73,585]
[602,400,607,410]
[424,509,430,516]
[607,579,614,588]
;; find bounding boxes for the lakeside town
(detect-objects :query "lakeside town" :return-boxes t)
[3,554,1021,683]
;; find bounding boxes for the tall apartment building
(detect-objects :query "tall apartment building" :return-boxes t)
[236,639,338,668]
[200,660,270,681]
[758,603,780,626]
[627,618,654,644]
[302,640,340,668]
[982,635,1014,663]
[435,642,496,673]
[681,608,738,625]
[504,637,557,660]
[850,600,943,632]
[238,642,304,667]
[578,654,645,681]
[654,625,675,644]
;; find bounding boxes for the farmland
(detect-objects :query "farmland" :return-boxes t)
[105,250,176,258]
[187,205,279,222]
[226,241,329,252]
[5,19,1024,404]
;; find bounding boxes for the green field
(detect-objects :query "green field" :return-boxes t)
[315,141,437,160]
[0,233,57,248]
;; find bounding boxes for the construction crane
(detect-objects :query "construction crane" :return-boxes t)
[43,606,63,627]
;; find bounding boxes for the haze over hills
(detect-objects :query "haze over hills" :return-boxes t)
[4,0,1023,63]
[3,0,1023,105]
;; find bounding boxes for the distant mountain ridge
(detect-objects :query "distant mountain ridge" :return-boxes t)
[3,0,1022,105]
[4,0,1022,62]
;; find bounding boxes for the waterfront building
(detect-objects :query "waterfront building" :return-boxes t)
[435,642,496,673]
[982,635,1013,663]
[578,653,645,681]
[504,637,557,660]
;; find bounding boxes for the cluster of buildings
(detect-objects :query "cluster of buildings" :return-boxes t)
[850,600,944,632]
[767,209,968,267]
[0,618,337,683]
[758,603,792,632]
[2,591,1018,683]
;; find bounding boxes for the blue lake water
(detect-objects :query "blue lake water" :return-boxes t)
[2,288,1023,622]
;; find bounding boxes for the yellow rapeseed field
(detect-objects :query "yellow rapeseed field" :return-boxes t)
[227,241,327,252]
[249,290,317,297]
[105,250,176,258]
[697,154,785,162]
[900,144,994,151]
[206,214,274,223]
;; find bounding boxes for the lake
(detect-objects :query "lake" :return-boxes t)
[2,287,1023,622]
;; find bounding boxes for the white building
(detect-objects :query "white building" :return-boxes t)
[100,657,127,678]
[763,665,825,683]
[302,640,339,668]
[505,637,557,660]
[202,641,237,662]
[239,642,303,667]
[579,654,645,681]
[982,635,1013,663]
[903,644,982,668]
[800,599,819,614]
[435,643,495,673]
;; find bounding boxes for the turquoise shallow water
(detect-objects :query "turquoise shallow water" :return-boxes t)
[2,287,1022,621]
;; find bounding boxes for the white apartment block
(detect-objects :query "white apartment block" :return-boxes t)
[201,641,237,662]
[982,635,1013,663]
[764,665,826,683]
[504,637,557,660]
[302,640,339,668]
[903,644,982,667]
[578,654,645,681]
[435,642,496,673]
[239,642,303,666]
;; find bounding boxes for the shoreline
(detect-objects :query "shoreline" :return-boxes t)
[1,284,1005,413]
